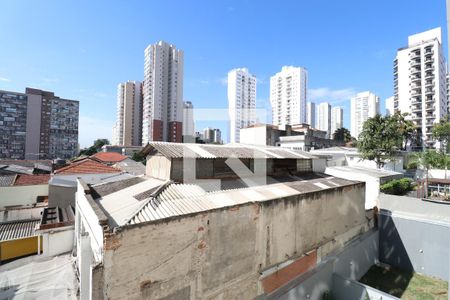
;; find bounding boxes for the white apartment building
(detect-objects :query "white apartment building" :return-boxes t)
[142,40,184,144]
[331,106,343,138]
[182,101,195,140]
[228,68,256,143]
[385,96,395,116]
[112,81,142,146]
[316,102,331,138]
[270,66,308,127]
[394,27,447,148]
[350,91,380,139]
[306,102,316,128]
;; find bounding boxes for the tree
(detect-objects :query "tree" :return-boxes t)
[408,150,443,197]
[358,114,413,168]
[79,138,110,156]
[432,117,450,179]
[391,112,416,150]
[332,127,352,143]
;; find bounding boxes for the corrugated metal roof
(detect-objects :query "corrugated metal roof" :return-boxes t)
[0,219,39,241]
[0,175,16,187]
[142,142,314,160]
[124,175,358,226]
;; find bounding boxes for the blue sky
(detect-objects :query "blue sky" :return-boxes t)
[0,0,447,147]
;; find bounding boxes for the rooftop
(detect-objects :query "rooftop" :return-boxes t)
[0,175,16,187]
[55,158,119,175]
[91,152,127,163]
[88,174,358,228]
[14,174,51,186]
[0,219,40,241]
[325,166,402,179]
[142,142,314,159]
[113,158,145,176]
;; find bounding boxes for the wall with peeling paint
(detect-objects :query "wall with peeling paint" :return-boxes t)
[92,182,369,300]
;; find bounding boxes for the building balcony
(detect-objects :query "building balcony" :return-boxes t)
[426,114,436,119]
[410,60,421,67]
[412,114,422,120]
[425,97,434,104]
[424,66,434,72]
[410,51,421,59]
[411,76,421,82]
[425,73,434,79]
[425,105,434,111]
[410,68,421,75]
[411,106,422,113]
[425,89,434,95]
[411,90,422,97]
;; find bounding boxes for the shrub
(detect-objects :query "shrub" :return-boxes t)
[380,178,413,195]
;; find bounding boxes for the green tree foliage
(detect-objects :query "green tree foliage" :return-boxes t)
[408,150,443,197]
[131,151,146,165]
[358,113,415,168]
[332,127,352,143]
[380,178,413,195]
[79,138,110,156]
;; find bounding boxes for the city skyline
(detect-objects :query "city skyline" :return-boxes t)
[0,1,447,146]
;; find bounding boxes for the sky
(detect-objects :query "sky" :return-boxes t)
[0,0,447,147]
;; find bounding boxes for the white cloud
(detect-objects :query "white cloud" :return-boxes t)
[0,77,10,82]
[309,87,357,104]
[78,116,114,148]
[219,76,228,86]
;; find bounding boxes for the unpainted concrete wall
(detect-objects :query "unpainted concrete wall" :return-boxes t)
[98,183,367,300]
[48,185,76,208]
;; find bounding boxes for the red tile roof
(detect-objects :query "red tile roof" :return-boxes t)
[14,174,51,186]
[91,152,127,163]
[55,158,120,175]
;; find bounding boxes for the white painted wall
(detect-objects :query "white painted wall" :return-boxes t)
[0,184,48,209]
[41,227,74,257]
[324,167,380,209]
[346,155,404,172]
[240,126,267,146]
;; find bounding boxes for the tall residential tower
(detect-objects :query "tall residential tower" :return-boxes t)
[350,91,380,139]
[394,27,447,147]
[270,66,307,127]
[113,81,142,146]
[0,88,79,159]
[142,41,184,144]
[306,102,316,128]
[331,106,343,138]
[228,68,256,143]
[316,102,331,138]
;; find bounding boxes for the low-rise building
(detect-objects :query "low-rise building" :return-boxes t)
[240,123,344,151]
[75,142,371,299]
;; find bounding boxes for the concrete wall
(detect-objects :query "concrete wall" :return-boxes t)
[0,184,48,209]
[379,210,450,281]
[96,183,368,300]
[24,93,42,160]
[41,227,74,257]
[332,273,398,300]
[324,168,380,209]
[346,155,404,173]
[274,229,379,300]
[48,184,76,208]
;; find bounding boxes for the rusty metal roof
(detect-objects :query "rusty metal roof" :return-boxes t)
[0,219,39,241]
[141,142,314,160]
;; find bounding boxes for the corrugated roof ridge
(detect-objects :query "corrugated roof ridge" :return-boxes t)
[125,180,172,225]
